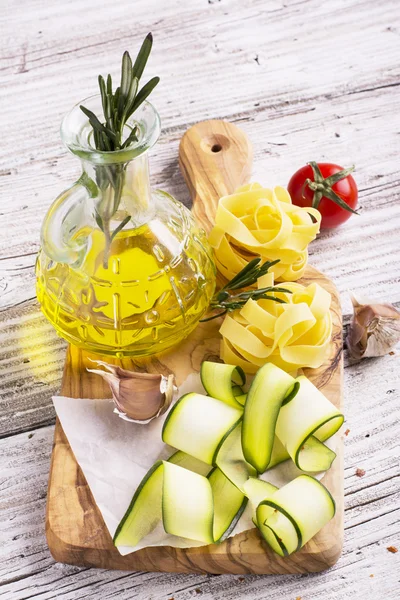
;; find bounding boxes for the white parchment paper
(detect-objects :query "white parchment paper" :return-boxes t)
[53,373,336,556]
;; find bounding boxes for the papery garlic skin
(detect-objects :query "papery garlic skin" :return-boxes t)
[87,360,176,423]
[346,294,400,360]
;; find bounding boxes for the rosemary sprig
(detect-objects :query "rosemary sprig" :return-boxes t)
[80,33,159,152]
[201,258,292,322]
[80,33,160,268]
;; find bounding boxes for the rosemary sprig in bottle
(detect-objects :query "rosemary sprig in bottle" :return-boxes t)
[201,258,292,322]
[80,33,160,268]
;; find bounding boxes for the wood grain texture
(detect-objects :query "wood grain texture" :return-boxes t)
[3,87,400,316]
[1,0,400,597]
[179,120,253,233]
[46,119,344,574]
[1,0,400,316]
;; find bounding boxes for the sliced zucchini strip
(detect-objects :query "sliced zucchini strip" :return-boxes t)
[257,475,335,556]
[242,363,296,472]
[200,361,246,408]
[275,376,344,472]
[297,436,337,472]
[231,385,247,406]
[168,450,212,477]
[235,393,247,406]
[114,452,212,548]
[162,392,243,465]
[243,477,278,523]
[267,436,290,470]
[208,467,247,542]
[266,434,333,472]
[162,461,214,544]
[115,458,247,548]
[113,461,164,548]
[282,380,300,405]
[215,422,257,493]
[257,502,299,557]
[231,384,244,397]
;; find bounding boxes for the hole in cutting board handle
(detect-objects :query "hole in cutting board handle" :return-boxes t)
[200,133,231,154]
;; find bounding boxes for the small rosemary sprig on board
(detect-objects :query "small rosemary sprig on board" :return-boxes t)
[80,33,160,268]
[201,258,292,322]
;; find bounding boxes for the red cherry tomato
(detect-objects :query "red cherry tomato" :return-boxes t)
[288,162,358,229]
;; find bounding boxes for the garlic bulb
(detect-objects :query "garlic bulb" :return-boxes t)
[346,294,400,360]
[88,360,175,423]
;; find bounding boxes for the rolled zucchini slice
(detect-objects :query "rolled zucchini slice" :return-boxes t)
[208,467,247,542]
[200,361,246,408]
[215,422,257,493]
[257,503,299,557]
[114,451,213,548]
[296,436,337,472]
[267,436,290,470]
[231,384,244,396]
[235,393,247,406]
[257,475,335,556]
[162,461,214,544]
[168,450,212,477]
[242,363,296,473]
[113,460,164,548]
[243,477,278,523]
[266,434,335,472]
[115,458,247,549]
[162,392,243,465]
[275,376,344,472]
[231,385,247,406]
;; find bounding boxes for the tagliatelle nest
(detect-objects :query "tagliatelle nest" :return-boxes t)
[220,272,332,373]
[209,183,321,282]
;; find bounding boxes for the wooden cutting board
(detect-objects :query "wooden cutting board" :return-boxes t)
[46,120,343,574]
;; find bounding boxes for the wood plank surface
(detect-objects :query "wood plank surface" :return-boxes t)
[0,0,399,597]
[2,355,399,598]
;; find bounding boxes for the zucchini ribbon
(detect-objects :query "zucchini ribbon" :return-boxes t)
[115,361,342,556]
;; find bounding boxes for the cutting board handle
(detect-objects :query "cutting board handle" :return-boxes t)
[179,119,253,233]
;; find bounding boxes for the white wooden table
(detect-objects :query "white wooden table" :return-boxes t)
[1,0,399,598]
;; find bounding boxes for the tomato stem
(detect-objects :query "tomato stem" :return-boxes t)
[306,162,358,215]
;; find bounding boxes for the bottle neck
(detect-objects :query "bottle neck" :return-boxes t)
[82,152,153,228]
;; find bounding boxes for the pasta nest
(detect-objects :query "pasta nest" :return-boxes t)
[220,272,332,373]
[209,183,321,282]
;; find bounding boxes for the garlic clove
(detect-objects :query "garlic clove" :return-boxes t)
[347,293,400,360]
[88,360,176,423]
